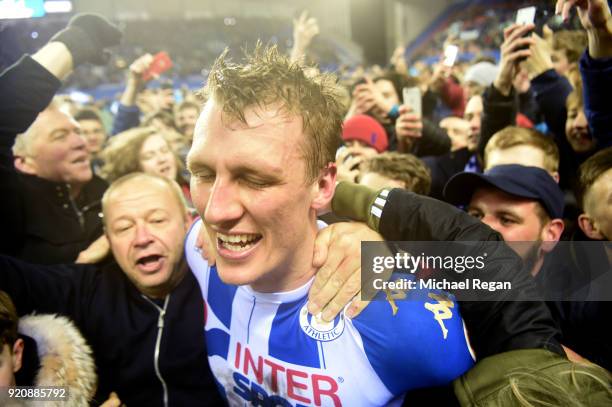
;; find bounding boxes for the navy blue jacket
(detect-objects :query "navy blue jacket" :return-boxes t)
[580,51,612,146]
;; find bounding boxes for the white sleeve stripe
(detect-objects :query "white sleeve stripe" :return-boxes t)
[374,197,387,208]
[380,189,390,198]
[371,206,383,218]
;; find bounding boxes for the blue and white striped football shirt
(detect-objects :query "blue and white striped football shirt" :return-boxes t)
[186,219,475,406]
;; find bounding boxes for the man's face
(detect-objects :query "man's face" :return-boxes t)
[374,79,400,106]
[464,95,483,151]
[157,88,175,111]
[467,187,546,243]
[359,171,405,190]
[188,100,326,292]
[552,49,570,76]
[440,117,470,151]
[344,139,379,159]
[78,119,106,155]
[176,107,199,138]
[565,104,596,153]
[584,168,612,241]
[105,178,189,298]
[23,108,92,185]
[139,134,178,181]
[486,145,547,172]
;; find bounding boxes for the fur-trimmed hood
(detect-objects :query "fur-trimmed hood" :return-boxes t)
[17,314,97,406]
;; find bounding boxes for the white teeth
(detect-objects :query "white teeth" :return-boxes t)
[222,242,254,252]
[217,232,261,252]
[217,233,259,244]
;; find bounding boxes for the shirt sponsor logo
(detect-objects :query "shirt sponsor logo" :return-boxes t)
[232,342,341,406]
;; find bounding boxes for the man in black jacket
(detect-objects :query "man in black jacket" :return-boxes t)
[0,14,120,264]
[0,173,223,406]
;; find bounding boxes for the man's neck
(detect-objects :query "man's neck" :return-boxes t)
[141,260,188,300]
[530,256,545,277]
[67,182,84,199]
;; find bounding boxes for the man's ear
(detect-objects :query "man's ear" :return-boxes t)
[539,218,564,253]
[310,163,337,211]
[14,156,37,175]
[578,213,605,240]
[12,338,24,373]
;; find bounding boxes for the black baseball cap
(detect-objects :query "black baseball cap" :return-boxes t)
[444,164,564,219]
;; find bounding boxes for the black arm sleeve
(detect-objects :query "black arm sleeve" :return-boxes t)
[378,189,563,358]
[477,85,518,160]
[0,255,97,323]
[413,118,452,157]
[0,56,61,139]
[0,56,62,256]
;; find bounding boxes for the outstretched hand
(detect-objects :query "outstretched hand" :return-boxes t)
[556,0,612,58]
[494,23,535,95]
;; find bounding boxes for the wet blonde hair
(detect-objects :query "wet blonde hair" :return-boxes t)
[202,44,346,182]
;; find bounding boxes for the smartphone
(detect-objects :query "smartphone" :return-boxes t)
[442,44,459,67]
[402,87,422,117]
[516,6,536,25]
[142,51,173,81]
[515,6,536,62]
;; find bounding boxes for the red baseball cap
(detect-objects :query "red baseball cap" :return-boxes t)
[341,115,389,153]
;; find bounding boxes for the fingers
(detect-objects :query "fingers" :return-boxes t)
[396,107,423,138]
[308,222,384,318]
[503,37,534,62]
[503,23,535,47]
[307,234,347,314]
[312,226,332,268]
[100,392,122,407]
[309,245,361,319]
[318,269,361,321]
[335,147,351,165]
[196,225,216,265]
[346,297,370,319]
[562,0,575,22]
[298,10,308,24]
[344,154,365,170]
[503,22,534,42]
[398,104,413,115]
[130,53,153,73]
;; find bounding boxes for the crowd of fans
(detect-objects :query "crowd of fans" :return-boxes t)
[1,0,611,406]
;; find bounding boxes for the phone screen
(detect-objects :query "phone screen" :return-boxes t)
[516,6,536,25]
[443,45,459,67]
[142,52,173,81]
[402,87,422,117]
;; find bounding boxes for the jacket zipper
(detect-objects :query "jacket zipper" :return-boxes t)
[65,184,85,229]
[143,294,170,407]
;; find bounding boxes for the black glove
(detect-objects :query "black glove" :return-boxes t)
[50,13,122,67]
